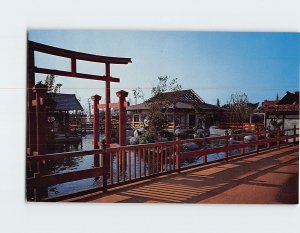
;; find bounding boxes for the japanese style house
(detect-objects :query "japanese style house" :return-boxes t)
[259,91,299,130]
[46,93,84,138]
[126,89,225,131]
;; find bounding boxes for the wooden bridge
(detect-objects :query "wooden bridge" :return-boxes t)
[67,145,299,203]
[26,127,298,203]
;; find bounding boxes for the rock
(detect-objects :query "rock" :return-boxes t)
[129,136,138,145]
[182,142,200,151]
[244,135,256,142]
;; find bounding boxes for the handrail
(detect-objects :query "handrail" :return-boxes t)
[27,149,103,162]
[26,126,299,201]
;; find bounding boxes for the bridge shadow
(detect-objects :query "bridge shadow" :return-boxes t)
[73,146,299,203]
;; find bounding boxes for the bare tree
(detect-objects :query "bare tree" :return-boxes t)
[132,87,145,104]
[225,92,257,123]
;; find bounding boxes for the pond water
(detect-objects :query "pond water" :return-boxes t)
[47,134,104,198]
[45,134,255,198]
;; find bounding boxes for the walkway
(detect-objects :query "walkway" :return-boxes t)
[66,145,299,204]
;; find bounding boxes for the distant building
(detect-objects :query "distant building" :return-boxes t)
[126,89,225,130]
[259,91,299,130]
[46,93,84,133]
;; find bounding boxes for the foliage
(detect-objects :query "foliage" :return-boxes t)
[43,74,63,93]
[216,98,220,107]
[144,104,168,135]
[225,92,256,123]
[151,76,182,96]
[146,76,182,135]
[136,131,157,144]
[54,83,63,93]
[132,87,145,104]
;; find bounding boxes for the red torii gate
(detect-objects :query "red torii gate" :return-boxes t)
[95,91,129,146]
[27,41,131,156]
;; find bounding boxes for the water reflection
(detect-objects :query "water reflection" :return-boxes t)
[47,134,99,198]
[46,135,255,198]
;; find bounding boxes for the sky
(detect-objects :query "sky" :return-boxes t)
[28,30,299,111]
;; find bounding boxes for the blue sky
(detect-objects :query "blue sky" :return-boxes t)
[28,30,299,110]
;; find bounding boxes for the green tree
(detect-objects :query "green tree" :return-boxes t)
[146,76,182,136]
[216,98,220,107]
[44,74,55,93]
[43,74,62,93]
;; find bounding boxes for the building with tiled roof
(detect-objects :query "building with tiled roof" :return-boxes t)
[127,89,225,130]
[259,91,299,130]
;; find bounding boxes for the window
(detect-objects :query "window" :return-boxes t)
[166,114,173,123]
[133,114,140,122]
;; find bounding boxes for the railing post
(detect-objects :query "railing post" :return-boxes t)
[293,125,296,144]
[92,95,101,167]
[224,130,229,161]
[32,84,48,201]
[266,130,270,149]
[255,130,259,154]
[32,84,47,155]
[175,137,181,170]
[277,130,280,148]
[203,138,207,163]
[242,137,245,156]
[101,139,108,192]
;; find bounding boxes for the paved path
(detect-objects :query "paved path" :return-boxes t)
[67,145,299,204]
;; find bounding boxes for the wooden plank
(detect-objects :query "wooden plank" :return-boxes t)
[71,58,76,73]
[143,148,146,177]
[35,67,120,83]
[152,146,155,174]
[27,149,102,162]
[98,102,128,109]
[134,149,137,179]
[227,144,243,151]
[122,150,125,182]
[106,140,176,152]
[29,41,131,64]
[139,149,142,178]
[172,145,176,170]
[116,150,120,182]
[164,147,168,172]
[128,150,131,180]
[206,146,226,155]
[181,150,201,160]
[156,146,159,173]
[109,152,113,185]
[27,167,103,188]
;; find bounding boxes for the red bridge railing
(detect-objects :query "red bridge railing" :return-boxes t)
[26,126,298,201]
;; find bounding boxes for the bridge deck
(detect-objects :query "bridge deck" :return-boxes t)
[66,145,299,204]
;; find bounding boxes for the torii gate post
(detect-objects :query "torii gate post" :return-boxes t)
[98,91,129,146]
[105,63,112,145]
[92,95,101,167]
[116,90,129,146]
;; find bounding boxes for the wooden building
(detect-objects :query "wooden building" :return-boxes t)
[259,91,299,130]
[126,89,225,130]
[46,93,84,137]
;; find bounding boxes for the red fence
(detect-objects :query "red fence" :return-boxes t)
[26,126,298,201]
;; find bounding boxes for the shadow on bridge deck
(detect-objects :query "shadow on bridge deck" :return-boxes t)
[66,145,299,204]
